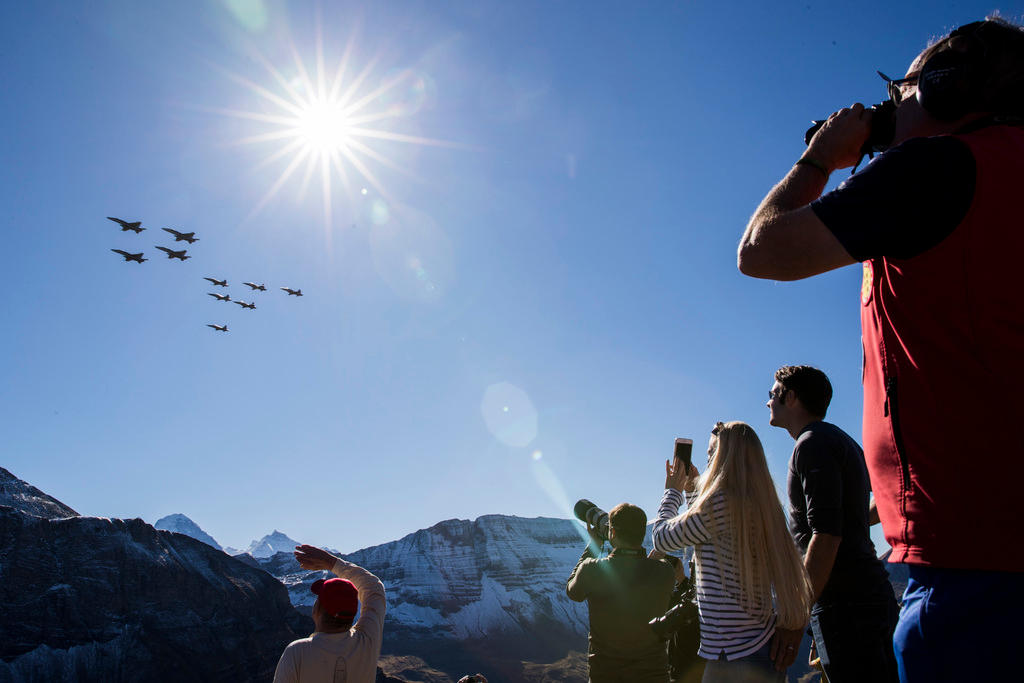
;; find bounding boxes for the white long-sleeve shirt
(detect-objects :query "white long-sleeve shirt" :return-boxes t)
[273,559,386,683]
[652,488,775,661]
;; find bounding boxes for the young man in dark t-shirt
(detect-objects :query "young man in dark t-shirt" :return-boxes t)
[768,366,897,683]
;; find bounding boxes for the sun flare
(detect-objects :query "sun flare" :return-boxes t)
[210,27,458,228]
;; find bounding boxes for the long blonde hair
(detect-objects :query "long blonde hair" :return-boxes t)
[686,421,812,629]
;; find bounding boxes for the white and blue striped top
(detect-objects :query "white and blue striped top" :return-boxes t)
[652,487,776,661]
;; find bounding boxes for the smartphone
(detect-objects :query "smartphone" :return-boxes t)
[674,438,693,472]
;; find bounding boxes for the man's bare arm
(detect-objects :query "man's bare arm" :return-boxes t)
[738,103,872,281]
[738,173,855,280]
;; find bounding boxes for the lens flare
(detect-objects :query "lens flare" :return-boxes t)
[480,382,538,448]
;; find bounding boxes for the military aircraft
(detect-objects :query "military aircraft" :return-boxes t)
[107,217,144,233]
[204,277,228,287]
[207,292,231,302]
[155,246,190,261]
[242,282,267,291]
[111,249,146,263]
[234,300,256,310]
[280,287,303,296]
[207,324,228,332]
[162,228,199,244]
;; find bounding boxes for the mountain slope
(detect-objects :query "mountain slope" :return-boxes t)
[262,514,590,679]
[0,467,78,519]
[0,506,309,682]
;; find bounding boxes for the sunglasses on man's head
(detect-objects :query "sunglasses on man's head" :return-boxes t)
[878,71,919,106]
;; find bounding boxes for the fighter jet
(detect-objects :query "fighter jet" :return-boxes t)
[280,287,303,296]
[155,246,190,261]
[207,292,231,302]
[111,249,146,263]
[204,277,228,287]
[162,228,199,244]
[207,324,228,332]
[107,217,144,233]
[242,282,267,291]
[234,300,256,310]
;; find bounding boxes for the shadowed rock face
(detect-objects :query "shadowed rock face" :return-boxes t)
[0,506,311,683]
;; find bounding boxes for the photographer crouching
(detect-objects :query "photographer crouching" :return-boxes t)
[566,501,676,683]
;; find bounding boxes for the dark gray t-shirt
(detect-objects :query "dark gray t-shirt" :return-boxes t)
[787,421,891,606]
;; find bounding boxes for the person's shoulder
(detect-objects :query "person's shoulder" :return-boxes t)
[884,134,973,165]
[794,421,842,456]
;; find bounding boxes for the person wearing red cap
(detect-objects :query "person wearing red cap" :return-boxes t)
[273,544,386,683]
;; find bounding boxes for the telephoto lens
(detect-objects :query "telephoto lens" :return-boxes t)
[573,499,610,541]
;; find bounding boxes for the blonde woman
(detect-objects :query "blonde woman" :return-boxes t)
[652,421,813,683]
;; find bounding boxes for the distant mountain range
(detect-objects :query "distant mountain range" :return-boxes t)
[5,466,913,682]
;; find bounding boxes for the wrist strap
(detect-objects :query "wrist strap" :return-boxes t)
[796,156,830,178]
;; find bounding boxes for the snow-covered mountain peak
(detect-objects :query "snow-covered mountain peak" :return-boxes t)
[247,530,300,558]
[154,513,222,551]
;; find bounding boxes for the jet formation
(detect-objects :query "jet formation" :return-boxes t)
[106,216,302,333]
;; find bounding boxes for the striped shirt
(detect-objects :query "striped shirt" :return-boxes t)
[652,488,776,661]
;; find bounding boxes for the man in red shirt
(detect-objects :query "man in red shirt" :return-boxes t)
[738,18,1024,683]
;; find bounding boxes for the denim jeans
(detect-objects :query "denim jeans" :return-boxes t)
[700,641,784,683]
[810,591,899,683]
[894,565,1024,683]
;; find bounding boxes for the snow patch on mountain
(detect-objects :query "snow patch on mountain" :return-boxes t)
[154,513,222,551]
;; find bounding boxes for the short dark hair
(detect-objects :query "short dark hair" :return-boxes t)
[609,503,647,548]
[775,366,832,418]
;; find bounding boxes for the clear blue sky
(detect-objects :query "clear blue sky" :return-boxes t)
[2,0,1013,553]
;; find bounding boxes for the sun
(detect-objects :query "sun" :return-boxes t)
[210,27,458,228]
[294,100,352,153]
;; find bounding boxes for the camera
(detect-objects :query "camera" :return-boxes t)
[804,99,897,164]
[649,598,700,639]
[573,499,610,541]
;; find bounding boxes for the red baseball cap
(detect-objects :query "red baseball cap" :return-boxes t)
[311,578,358,618]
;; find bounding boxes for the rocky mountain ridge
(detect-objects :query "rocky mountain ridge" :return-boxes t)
[0,467,78,519]
[0,468,310,683]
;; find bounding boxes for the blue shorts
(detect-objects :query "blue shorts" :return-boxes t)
[894,564,1024,683]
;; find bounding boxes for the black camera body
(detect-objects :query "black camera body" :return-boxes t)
[573,499,610,541]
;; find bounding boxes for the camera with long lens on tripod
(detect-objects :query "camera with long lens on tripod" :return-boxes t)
[573,499,610,541]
